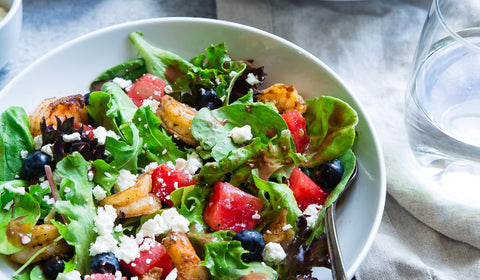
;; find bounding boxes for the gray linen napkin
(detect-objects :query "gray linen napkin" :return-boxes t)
[216,0,480,279]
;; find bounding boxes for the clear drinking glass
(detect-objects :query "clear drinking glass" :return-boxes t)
[405,0,480,189]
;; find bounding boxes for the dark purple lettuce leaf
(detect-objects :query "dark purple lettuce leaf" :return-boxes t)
[40,116,106,164]
[229,60,266,103]
[277,216,331,279]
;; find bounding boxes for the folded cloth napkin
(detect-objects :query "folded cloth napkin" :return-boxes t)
[216,0,480,279]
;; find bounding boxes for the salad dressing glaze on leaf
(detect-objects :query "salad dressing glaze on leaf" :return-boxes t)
[0,31,358,280]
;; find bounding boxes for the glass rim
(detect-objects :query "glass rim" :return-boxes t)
[434,0,480,53]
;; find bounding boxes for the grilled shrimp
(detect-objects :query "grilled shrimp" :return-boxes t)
[99,173,152,208]
[116,194,162,219]
[256,83,307,114]
[156,95,199,146]
[162,231,209,280]
[28,94,88,136]
[8,224,72,264]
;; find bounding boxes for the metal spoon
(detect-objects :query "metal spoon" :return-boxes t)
[325,164,358,280]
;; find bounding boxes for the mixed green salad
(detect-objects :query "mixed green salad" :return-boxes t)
[0,31,358,280]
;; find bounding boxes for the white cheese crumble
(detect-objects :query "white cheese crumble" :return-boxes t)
[89,234,118,256]
[229,125,253,144]
[246,73,260,85]
[56,270,82,280]
[252,211,261,220]
[21,235,31,245]
[262,242,286,266]
[33,135,43,150]
[165,268,178,280]
[40,144,54,158]
[62,132,81,143]
[94,205,117,236]
[229,71,238,78]
[303,204,323,229]
[175,152,203,175]
[20,150,29,159]
[114,169,137,192]
[144,161,159,174]
[4,184,25,195]
[92,185,107,201]
[139,208,189,237]
[116,235,140,264]
[112,77,133,91]
[92,126,120,146]
[141,98,161,112]
[164,85,173,94]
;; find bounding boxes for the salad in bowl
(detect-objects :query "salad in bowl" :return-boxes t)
[0,29,359,280]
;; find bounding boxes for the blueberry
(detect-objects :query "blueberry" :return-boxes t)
[196,88,222,110]
[22,151,52,179]
[83,92,91,106]
[314,159,344,193]
[42,255,65,280]
[89,252,120,274]
[233,229,265,263]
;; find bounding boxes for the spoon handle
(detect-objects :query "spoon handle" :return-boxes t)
[325,204,347,280]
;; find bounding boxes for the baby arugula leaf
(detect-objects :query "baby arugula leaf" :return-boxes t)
[0,107,33,181]
[90,58,147,91]
[51,152,96,275]
[105,123,142,173]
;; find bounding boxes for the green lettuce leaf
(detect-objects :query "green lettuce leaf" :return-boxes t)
[0,181,40,255]
[105,123,142,172]
[0,107,33,181]
[170,185,210,233]
[252,170,302,231]
[203,240,277,280]
[52,152,96,275]
[90,58,147,91]
[133,106,186,165]
[308,149,356,243]
[91,159,120,193]
[301,96,358,168]
[191,101,288,161]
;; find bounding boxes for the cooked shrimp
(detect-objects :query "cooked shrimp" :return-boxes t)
[140,267,163,280]
[28,94,88,136]
[99,173,152,208]
[261,208,295,247]
[162,231,209,280]
[256,83,307,114]
[116,194,162,219]
[8,224,72,264]
[156,95,199,146]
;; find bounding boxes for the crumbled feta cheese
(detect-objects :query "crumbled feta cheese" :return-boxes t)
[56,270,82,280]
[164,85,173,94]
[252,211,261,220]
[20,150,29,159]
[4,184,25,195]
[92,185,107,201]
[112,77,133,91]
[114,271,123,280]
[229,125,253,144]
[94,205,117,235]
[114,224,123,232]
[139,208,189,237]
[116,235,140,263]
[92,126,120,146]
[43,195,55,205]
[62,132,81,142]
[144,162,159,174]
[282,224,293,231]
[303,204,323,229]
[245,73,260,85]
[262,242,286,266]
[89,234,118,256]
[165,268,178,280]
[175,152,203,175]
[40,144,54,158]
[229,71,238,78]
[33,135,43,150]
[3,200,13,210]
[114,169,137,192]
[141,98,160,112]
[21,235,31,245]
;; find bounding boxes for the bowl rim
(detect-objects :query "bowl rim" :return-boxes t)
[0,0,21,30]
[0,17,386,278]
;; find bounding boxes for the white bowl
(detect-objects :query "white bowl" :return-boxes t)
[0,17,385,279]
[0,0,22,69]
